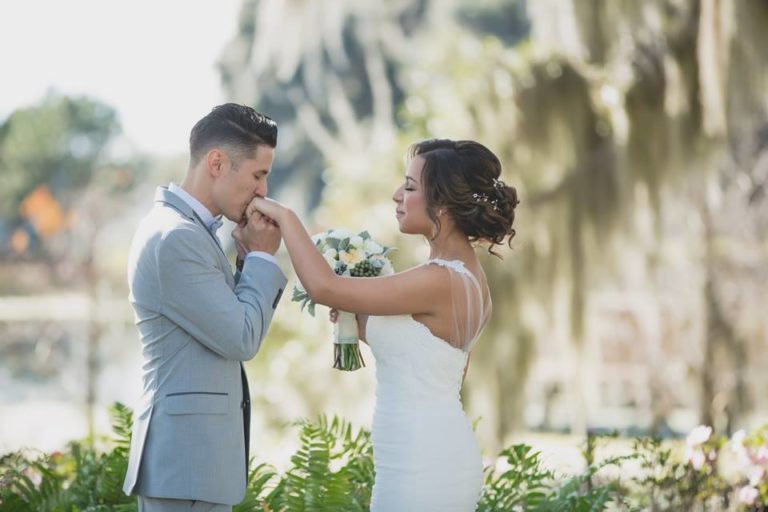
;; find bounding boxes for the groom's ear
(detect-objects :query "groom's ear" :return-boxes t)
[207,149,225,177]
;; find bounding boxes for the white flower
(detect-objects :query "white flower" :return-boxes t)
[738,485,759,506]
[749,466,765,486]
[688,448,706,470]
[686,425,712,447]
[322,248,338,266]
[364,239,383,254]
[731,430,752,468]
[349,235,364,248]
[328,228,354,240]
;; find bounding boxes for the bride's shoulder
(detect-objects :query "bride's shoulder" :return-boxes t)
[397,261,455,287]
[426,258,467,273]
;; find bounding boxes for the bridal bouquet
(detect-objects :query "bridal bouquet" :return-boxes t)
[292,228,395,371]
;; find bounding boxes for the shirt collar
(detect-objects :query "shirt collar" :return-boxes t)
[168,183,223,233]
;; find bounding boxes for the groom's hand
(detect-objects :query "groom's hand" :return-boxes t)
[233,209,282,255]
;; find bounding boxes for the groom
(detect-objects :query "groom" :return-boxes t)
[122,104,288,511]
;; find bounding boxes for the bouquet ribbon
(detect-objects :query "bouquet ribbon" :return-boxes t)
[333,311,359,344]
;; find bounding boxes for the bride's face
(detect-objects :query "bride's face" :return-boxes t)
[393,156,431,235]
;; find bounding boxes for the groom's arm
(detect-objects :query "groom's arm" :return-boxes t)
[235,251,278,284]
[158,226,287,361]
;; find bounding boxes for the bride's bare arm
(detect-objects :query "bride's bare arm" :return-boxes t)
[250,198,448,316]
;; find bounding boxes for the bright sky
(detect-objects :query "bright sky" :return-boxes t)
[0,0,241,156]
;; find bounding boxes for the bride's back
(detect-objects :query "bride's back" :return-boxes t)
[411,258,492,353]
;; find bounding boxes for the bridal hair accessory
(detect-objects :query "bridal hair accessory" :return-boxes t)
[473,192,500,212]
[292,228,396,371]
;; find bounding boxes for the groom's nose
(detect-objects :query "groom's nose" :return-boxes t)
[255,180,267,198]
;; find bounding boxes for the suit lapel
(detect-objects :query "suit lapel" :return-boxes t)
[155,187,234,287]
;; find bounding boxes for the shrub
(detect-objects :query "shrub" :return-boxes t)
[1,404,767,511]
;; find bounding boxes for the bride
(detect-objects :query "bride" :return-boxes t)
[246,139,518,511]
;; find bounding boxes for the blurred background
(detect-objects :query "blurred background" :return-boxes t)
[1,0,767,472]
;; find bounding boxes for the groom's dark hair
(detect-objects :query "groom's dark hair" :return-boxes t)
[189,103,277,167]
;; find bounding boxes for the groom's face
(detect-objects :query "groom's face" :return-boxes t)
[213,145,275,222]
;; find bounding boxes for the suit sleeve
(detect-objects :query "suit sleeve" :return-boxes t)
[157,226,287,360]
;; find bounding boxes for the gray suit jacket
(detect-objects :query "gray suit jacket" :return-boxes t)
[122,187,287,505]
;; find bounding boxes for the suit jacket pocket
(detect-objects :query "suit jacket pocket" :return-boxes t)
[165,391,229,415]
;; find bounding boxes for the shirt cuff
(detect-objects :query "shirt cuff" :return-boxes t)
[245,251,279,267]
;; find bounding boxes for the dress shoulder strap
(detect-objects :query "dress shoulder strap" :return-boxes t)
[426,258,491,351]
[427,259,480,291]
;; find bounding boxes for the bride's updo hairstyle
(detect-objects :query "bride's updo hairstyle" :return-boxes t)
[408,139,519,256]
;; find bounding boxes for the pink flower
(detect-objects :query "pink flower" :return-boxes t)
[754,445,768,465]
[748,466,765,486]
[688,448,706,470]
[738,485,759,506]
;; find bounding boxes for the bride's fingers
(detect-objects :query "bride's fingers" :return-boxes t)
[245,199,261,219]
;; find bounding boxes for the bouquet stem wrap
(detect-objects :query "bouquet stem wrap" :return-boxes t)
[291,228,395,372]
[333,311,365,371]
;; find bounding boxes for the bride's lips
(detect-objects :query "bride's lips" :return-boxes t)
[395,210,404,218]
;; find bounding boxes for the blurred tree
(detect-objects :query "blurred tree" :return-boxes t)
[0,93,145,440]
[0,94,119,222]
[219,0,768,448]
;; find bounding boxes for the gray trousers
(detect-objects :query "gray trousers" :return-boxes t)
[138,496,232,512]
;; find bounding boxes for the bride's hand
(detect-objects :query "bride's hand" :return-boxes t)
[329,308,368,342]
[246,196,286,225]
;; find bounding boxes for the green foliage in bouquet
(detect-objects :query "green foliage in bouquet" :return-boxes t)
[291,229,395,317]
[291,228,395,371]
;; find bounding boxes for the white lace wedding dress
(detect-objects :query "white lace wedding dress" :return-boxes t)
[366,259,490,511]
